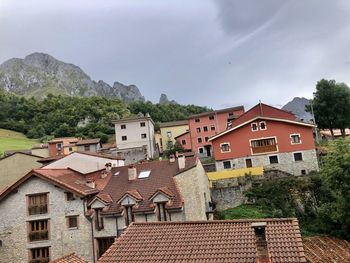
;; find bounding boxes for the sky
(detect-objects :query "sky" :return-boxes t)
[1,0,350,109]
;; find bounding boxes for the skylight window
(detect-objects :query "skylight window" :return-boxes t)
[138,170,151,179]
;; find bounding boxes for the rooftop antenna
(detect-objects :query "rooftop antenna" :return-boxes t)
[259,100,263,116]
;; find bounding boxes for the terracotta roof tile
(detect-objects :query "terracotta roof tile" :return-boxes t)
[97,157,197,215]
[98,219,306,263]
[50,252,89,263]
[303,236,350,263]
[76,138,101,145]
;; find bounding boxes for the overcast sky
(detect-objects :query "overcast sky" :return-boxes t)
[1,0,350,109]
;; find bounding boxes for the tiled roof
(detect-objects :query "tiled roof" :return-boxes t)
[97,157,197,215]
[48,137,80,144]
[76,138,101,146]
[50,252,89,263]
[98,218,306,263]
[76,151,124,160]
[303,236,350,263]
[189,105,244,118]
[38,154,65,163]
[159,120,188,128]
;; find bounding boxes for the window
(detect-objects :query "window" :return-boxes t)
[65,192,75,201]
[157,203,167,221]
[291,134,301,144]
[205,137,209,142]
[124,206,134,226]
[140,122,145,127]
[195,118,200,123]
[121,124,126,129]
[228,112,234,117]
[97,238,115,258]
[196,127,201,133]
[141,133,147,139]
[166,131,172,138]
[250,137,277,154]
[28,220,49,242]
[68,147,73,152]
[181,140,186,145]
[209,115,214,120]
[269,155,279,164]
[29,247,50,263]
[211,126,215,131]
[294,152,303,161]
[28,194,48,215]
[67,216,78,229]
[56,143,62,150]
[220,143,230,152]
[138,170,151,179]
[84,145,90,151]
[198,138,202,143]
[251,123,258,131]
[199,148,204,154]
[95,209,104,230]
[223,161,232,169]
[203,126,208,132]
[259,121,267,130]
[122,136,127,141]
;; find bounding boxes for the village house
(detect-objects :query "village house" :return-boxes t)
[0,155,211,263]
[188,106,245,158]
[48,137,80,156]
[113,113,157,163]
[209,103,319,175]
[156,120,189,153]
[75,139,102,153]
[174,131,192,151]
[97,218,307,263]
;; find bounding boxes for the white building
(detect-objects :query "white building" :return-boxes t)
[113,113,156,161]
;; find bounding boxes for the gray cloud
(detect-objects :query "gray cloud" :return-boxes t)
[0,0,350,109]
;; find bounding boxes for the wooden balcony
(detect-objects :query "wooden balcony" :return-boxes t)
[29,230,49,242]
[251,145,277,154]
[29,259,49,263]
[28,204,48,215]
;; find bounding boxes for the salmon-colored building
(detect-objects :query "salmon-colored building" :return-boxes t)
[188,106,245,158]
[175,131,192,151]
[209,103,319,175]
[48,137,79,156]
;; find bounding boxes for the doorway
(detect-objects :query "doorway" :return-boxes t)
[204,145,211,157]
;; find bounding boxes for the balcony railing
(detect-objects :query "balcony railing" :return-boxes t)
[29,230,49,242]
[251,145,277,154]
[28,204,48,215]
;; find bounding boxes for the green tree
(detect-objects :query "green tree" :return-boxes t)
[307,79,350,138]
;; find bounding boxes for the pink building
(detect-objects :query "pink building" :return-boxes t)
[188,106,244,158]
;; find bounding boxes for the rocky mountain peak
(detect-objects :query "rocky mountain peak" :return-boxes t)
[282,97,313,122]
[159,93,177,104]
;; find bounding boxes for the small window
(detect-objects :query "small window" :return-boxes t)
[211,126,215,131]
[140,122,146,127]
[228,112,234,117]
[196,127,201,133]
[205,137,209,142]
[68,147,73,152]
[301,169,306,175]
[124,206,134,226]
[157,203,167,221]
[199,148,204,154]
[209,115,214,120]
[122,136,127,141]
[84,145,90,151]
[203,126,208,132]
[198,138,202,143]
[65,192,75,201]
[221,143,230,152]
[259,121,266,130]
[166,131,172,138]
[294,152,303,161]
[269,155,279,164]
[181,140,186,145]
[223,161,231,169]
[56,143,62,150]
[195,118,200,123]
[291,134,301,144]
[121,124,126,129]
[95,209,104,230]
[251,123,258,131]
[67,216,78,229]
[141,133,147,139]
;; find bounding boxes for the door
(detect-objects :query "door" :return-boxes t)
[204,145,211,157]
[245,158,252,168]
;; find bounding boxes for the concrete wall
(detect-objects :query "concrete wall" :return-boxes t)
[0,153,42,191]
[216,149,319,176]
[0,176,93,263]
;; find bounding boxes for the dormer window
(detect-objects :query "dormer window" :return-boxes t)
[124,205,134,226]
[95,209,104,230]
[251,123,258,131]
[259,121,266,130]
[157,203,167,221]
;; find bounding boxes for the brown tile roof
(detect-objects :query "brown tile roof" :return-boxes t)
[76,138,101,146]
[189,105,244,118]
[97,157,197,215]
[38,154,66,163]
[303,236,350,263]
[50,252,89,263]
[98,218,306,263]
[76,151,125,160]
[159,120,188,128]
[48,137,80,144]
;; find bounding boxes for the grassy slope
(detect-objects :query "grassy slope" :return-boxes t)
[215,204,271,220]
[0,129,38,156]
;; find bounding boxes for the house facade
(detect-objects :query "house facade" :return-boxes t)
[174,131,192,151]
[158,120,189,153]
[113,114,156,161]
[188,106,244,158]
[48,138,79,156]
[76,139,102,153]
[209,103,319,175]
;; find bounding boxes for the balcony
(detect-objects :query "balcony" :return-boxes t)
[28,204,48,215]
[29,230,49,242]
[251,145,277,154]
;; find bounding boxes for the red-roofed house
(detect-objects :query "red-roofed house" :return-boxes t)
[209,103,319,175]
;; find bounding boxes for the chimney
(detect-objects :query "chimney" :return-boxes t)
[177,154,185,170]
[86,179,95,189]
[251,222,270,263]
[169,154,175,163]
[128,164,137,180]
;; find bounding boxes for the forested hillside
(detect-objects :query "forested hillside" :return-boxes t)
[0,91,210,142]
